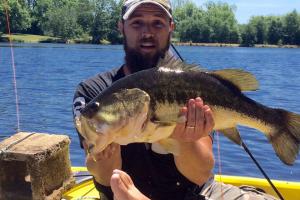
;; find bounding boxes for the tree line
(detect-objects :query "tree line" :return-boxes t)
[0,0,299,46]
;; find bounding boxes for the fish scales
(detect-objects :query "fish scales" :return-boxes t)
[77,61,300,165]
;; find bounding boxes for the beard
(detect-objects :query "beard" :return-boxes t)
[123,34,171,73]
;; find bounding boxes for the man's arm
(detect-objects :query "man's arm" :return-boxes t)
[73,80,122,186]
[172,97,215,185]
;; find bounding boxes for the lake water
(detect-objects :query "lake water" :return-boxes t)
[0,43,300,182]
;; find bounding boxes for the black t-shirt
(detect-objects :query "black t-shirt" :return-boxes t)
[73,66,200,200]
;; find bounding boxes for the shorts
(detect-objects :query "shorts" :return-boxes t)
[200,177,279,200]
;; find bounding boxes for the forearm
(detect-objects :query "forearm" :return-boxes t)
[92,153,122,185]
[174,136,214,185]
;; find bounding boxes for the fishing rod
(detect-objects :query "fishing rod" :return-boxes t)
[170,43,285,200]
[241,141,284,200]
[171,43,185,61]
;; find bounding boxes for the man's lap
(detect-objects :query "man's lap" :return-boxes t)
[200,177,279,200]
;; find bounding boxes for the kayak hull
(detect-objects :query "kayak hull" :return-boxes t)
[62,167,300,200]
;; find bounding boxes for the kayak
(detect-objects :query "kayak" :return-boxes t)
[62,167,300,200]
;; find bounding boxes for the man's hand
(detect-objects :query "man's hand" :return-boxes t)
[172,97,214,142]
[171,97,215,185]
[83,141,121,185]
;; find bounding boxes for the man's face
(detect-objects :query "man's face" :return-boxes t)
[120,3,174,72]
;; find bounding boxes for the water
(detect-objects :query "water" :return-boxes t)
[0,43,299,182]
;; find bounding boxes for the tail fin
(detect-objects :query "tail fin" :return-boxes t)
[270,111,300,165]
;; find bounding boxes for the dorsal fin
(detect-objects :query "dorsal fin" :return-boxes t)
[160,58,206,72]
[159,58,258,91]
[210,69,259,91]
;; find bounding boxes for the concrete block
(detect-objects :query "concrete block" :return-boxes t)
[0,132,75,200]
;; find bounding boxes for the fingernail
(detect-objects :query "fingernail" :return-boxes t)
[189,99,195,103]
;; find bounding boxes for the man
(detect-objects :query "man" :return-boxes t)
[73,0,278,199]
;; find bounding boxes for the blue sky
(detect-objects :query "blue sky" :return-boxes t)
[193,0,300,24]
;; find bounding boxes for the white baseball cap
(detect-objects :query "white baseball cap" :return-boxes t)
[122,0,173,20]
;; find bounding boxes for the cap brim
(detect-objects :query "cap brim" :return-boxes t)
[123,0,172,20]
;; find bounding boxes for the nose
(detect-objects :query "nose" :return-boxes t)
[142,24,154,38]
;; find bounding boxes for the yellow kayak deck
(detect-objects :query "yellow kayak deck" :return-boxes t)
[63,167,300,200]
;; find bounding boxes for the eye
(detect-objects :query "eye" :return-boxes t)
[131,20,143,28]
[153,20,165,28]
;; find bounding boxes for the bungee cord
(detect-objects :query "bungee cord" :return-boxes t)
[4,0,20,132]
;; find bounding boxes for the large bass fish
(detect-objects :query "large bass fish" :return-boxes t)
[75,60,300,165]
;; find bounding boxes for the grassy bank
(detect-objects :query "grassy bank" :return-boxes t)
[0,34,63,43]
[1,34,299,48]
[0,34,108,44]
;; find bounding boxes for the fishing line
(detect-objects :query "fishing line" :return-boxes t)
[0,132,35,158]
[4,0,21,132]
[216,131,225,200]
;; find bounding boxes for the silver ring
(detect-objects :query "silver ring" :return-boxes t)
[186,126,195,129]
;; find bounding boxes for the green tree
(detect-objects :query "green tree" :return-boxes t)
[91,0,109,43]
[282,10,300,44]
[267,17,283,45]
[0,0,31,33]
[90,0,122,44]
[174,2,204,42]
[43,0,83,40]
[240,24,256,47]
[106,0,123,44]
[76,0,94,33]
[29,0,53,34]
[171,0,192,10]
[247,16,268,44]
[204,1,240,43]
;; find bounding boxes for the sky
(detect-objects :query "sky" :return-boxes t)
[193,0,300,24]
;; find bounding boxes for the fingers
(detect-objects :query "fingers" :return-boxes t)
[194,97,205,134]
[187,99,196,127]
[173,97,214,142]
[113,169,133,186]
[204,106,214,133]
[88,143,120,162]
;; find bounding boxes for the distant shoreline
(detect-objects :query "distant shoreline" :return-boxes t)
[1,34,299,48]
[173,42,300,48]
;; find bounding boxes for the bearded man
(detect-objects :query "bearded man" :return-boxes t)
[73,1,278,200]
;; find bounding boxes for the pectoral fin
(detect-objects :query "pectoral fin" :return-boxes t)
[219,127,242,145]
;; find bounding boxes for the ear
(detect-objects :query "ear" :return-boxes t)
[170,21,175,32]
[118,21,124,35]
